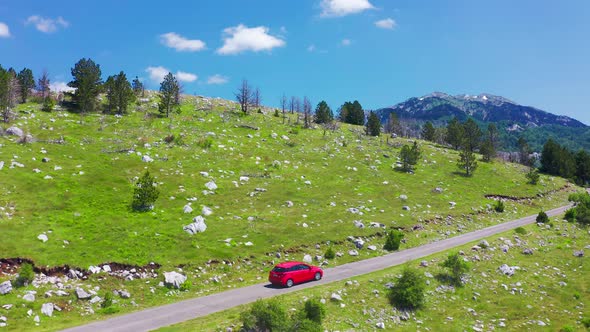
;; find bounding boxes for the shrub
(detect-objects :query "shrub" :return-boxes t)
[101,291,113,308]
[526,168,540,184]
[131,170,160,212]
[441,252,470,286]
[514,227,527,235]
[14,263,35,288]
[303,298,326,324]
[324,247,335,260]
[536,211,549,223]
[384,230,404,251]
[560,326,574,332]
[241,299,289,332]
[388,267,426,310]
[196,137,213,149]
[274,109,280,117]
[564,208,576,222]
[581,317,590,328]
[41,98,55,112]
[179,280,191,292]
[164,134,175,143]
[291,319,321,332]
[493,200,505,213]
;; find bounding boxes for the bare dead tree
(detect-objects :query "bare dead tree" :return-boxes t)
[303,96,312,128]
[253,87,261,108]
[289,96,296,114]
[294,96,301,124]
[235,79,253,114]
[280,93,287,124]
[38,70,50,100]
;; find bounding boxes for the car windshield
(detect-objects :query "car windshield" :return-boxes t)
[272,267,289,272]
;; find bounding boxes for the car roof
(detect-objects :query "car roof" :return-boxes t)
[275,261,307,268]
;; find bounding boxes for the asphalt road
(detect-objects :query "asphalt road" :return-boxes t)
[62,204,572,332]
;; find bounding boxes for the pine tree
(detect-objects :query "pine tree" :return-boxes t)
[104,71,134,114]
[399,141,421,172]
[458,145,478,176]
[421,121,436,141]
[68,58,103,113]
[132,76,144,97]
[366,111,381,136]
[575,150,590,186]
[158,72,180,117]
[480,139,495,162]
[517,136,531,166]
[17,68,35,103]
[132,171,160,211]
[350,100,365,125]
[446,117,464,149]
[314,100,333,124]
[462,118,482,152]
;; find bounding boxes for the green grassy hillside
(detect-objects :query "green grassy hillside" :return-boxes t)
[161,218,590,331]
[0,94,581,330]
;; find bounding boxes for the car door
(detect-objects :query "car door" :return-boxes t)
[298,264,312,282]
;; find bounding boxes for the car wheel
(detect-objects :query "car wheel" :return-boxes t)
[286,279,294,288]
[314,272,321,281]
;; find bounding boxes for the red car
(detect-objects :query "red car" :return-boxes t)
[268,261,323,288]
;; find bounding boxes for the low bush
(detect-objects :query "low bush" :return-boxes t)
[514,227,527,235]
[324,246,335,260]
[526,168,540,184]
[101,291,113,308]
[388,267,426,310]
[441,252,470,286]
[581,317,590,328]
[179,280,192,292]
[241,299,289,332]
[564,208,576,222]
[13,263,35,288]
[303,298,326,325]
[196,137,213,149]
[384,230,404,251]
[493,200,505,213]
[131,171,160,212]
[536,211,549,223]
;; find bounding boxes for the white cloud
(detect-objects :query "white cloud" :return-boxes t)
[176,71,197,82]
[320,0,374,17]
[341,39,352,46]
[0,22,10,38]
[375,18,396,30]
[217,24,285,55]
[146,66,197,83]
[50,81,76,93]
[146,66,169,83]
[159,32,206,52]
[207,74,229,85]
[25,15,69,33]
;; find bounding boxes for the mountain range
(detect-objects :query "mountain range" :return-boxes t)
[374,92,589,152]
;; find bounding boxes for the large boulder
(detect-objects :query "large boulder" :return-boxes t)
[41,303,54,317]
[183,216,207,235]
[75,288,92,300]
[303,254,312,263]
[498,264,519,277]
[141,155,154,162]
[164,271,187,289]
[23,293,35,302]
[182,204,193,214]
[6,127,23,137]
[205,181,217,191]
[0,281,12,295]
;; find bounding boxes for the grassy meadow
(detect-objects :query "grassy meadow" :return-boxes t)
[0,94,582,330]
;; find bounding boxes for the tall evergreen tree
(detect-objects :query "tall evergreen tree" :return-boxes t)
[575,150,590,186]
[487,123,499,150]
[350,100,365,125]
[314,100,333,124]
[458,145,478,176]
[132,76,144,98]
[366,111,381,136]
[462,118,482,152]
[104,71,134,114]
[540,138,561,175]
[338,101,352,123]
[158,72,180,118]
[68,58,103,113]
[421,121,436,141]
[446,117,464,150]
[480,124,497,162]
[399,141,421,172]
[17,68,35,103]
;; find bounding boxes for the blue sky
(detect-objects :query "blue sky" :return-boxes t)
[1,0,589,124]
